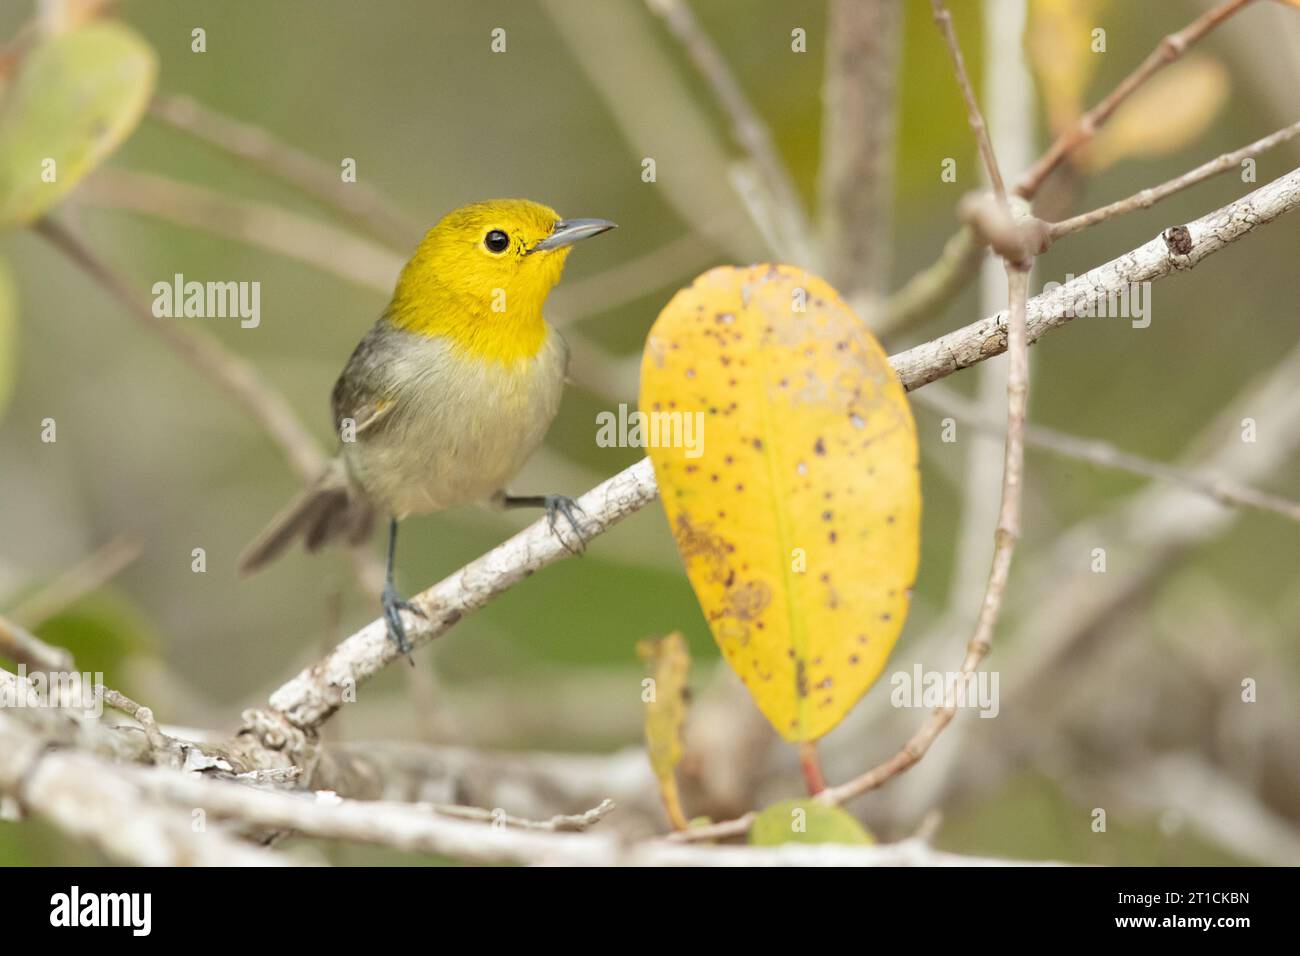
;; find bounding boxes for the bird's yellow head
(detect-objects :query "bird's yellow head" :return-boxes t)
[388,199,615,363]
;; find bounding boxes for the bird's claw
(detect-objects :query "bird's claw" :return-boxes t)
[543,494,587,555]
[381,585,425,656]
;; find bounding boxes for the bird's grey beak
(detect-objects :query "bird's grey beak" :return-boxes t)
[528,218,617,254]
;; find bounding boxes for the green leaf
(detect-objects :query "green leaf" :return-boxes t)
[22,591,158,683]
[749,798,874,846]
[0,22,156,228]
[0,256,15,418]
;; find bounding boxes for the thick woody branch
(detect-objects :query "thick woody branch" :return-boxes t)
[0,715,295,866]
[819,0,903,304]
[890,165,1300,390]
[104,750,1064,866]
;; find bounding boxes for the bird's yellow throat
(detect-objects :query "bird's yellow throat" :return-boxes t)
[385,200,579,365]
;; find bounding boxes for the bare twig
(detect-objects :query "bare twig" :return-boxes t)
[76,167,403,293]
[818,0,903,307]
[99,685,182,767]
[35,217,326,484]
[1048,118,1300,239]
[5,535,141,628]
[643,0,813,263]
[881,226,984,334]
[820,264,1029,808]
[148,92,421,249]
[1016,0,1260,199]
[883,0,1259,330]
[931,0,1007,204]
[915,385,1300,522]
[0,614,72,672]
[430,798,617,832]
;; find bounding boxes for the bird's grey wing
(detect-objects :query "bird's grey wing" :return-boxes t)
[331,321,403,438]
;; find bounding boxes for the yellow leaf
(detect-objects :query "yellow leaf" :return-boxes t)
[1083,56,1230,174]
[639,265,921,742]
[1027,0,1112,134]
[637,631,691,830]
[0,22,157,228]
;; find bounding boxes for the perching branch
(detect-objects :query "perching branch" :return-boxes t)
[242,163,1300,759]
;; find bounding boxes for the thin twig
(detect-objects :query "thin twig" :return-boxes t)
[931,0,1007,204]
[643,0,813,263]
[1016,0,1259,199]
[98,685,181,766]
[883,0,1259,330]
[430,798,617,832]
[1048,118,1300,239]
[147,92,421,249]
[35,217,326,484]
[5,535,141,628]
[0,614,72,672]
[880,226,984,334]
[820,265,1029,808]
[76,167,403,293]
[915,385,1300,522]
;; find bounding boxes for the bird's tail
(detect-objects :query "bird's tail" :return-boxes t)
[238,459,375,574]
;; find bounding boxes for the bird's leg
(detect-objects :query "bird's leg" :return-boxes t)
[502,494,588,555]
[380,516,425,656]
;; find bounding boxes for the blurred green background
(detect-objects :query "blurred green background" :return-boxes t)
[2,0,1298,865]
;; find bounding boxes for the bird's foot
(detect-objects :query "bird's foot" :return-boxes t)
[543,494,588,555]
[381,584,425,656]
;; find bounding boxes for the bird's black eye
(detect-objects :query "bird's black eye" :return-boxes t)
[484,229,510,253]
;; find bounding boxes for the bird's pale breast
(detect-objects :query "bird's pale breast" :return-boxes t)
[337,321,567,518]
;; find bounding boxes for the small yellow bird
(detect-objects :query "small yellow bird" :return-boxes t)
[239,199,616,651]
